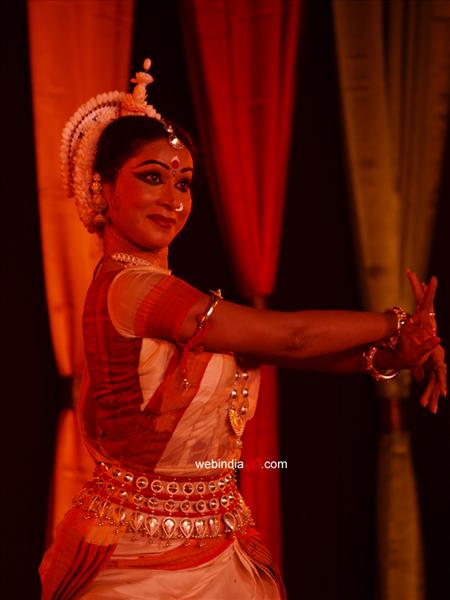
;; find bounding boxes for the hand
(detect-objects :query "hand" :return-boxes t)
[386,318,441,370]
[406,269,447,412]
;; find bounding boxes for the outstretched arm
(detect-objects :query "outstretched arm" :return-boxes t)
[180,303,399,360]
[178,274,438,365]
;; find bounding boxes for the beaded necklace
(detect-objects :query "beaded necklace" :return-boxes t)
[108,252,155,267]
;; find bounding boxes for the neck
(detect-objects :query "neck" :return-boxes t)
[103,226,169,270]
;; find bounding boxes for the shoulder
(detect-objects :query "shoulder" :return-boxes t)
[108,265,171,299]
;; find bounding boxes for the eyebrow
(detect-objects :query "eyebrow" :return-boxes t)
[134,159,193,173]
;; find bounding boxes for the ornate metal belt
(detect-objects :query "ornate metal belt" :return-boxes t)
[73,461,253,541]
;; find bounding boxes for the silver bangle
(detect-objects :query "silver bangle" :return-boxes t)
[197,289,223,330]
[379,306,409,350]
[363,345,400,381]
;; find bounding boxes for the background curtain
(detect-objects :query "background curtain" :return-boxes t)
[181,0,301,564]
[6,0,450,597]
[27,0,135,538]
[332,1,450,597]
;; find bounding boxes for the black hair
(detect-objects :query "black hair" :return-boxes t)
[94,116,195,183]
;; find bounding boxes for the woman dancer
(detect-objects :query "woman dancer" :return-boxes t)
[40,60,446,600]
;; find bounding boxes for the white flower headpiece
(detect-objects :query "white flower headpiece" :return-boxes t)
[60,58,181,233]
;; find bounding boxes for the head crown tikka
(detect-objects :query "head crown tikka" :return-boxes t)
[60,59,182,233]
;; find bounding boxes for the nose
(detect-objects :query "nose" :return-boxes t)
[158,181,179,212]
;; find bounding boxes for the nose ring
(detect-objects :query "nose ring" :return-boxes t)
[174,202,184,213]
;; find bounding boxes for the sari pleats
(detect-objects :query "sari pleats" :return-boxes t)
[40,508,120,600]
[238,529,287,600]
[105,537,234,571]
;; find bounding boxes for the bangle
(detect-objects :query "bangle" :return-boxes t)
[363,345,400,381]
[197,289,223,329]
[179,289,223,390]
[379,306,410,350]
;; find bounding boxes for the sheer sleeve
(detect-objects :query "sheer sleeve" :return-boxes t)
[107,267,205,341]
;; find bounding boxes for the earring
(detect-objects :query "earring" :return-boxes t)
[174,202,184,213]
[89,173,107,212]
[93,213,109,228]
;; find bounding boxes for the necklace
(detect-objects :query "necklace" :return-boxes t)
[107,252,154,267]
[228,368,250,449]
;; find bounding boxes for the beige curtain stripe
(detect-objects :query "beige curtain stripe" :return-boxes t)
[332,0,400,310]
[332,0,450,597]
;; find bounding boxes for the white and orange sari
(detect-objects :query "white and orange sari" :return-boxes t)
[40,264,285,599]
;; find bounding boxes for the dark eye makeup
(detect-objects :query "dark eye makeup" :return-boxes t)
[134,169,192,192]
[175,178,192,192]
[134,170,163,184]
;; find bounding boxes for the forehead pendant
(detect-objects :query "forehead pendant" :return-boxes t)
[163,123,184,149]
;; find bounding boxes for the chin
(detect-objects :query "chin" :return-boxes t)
[141,235,174,251]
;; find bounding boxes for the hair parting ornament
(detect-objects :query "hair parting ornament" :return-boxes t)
[60,58,184,233]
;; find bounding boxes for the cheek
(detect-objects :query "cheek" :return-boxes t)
[182,199,193,221]
[184,191,193,210]
[175,205,191,232]
[128,184,153,208]
[115,178,153,208]
[184,198,193,216]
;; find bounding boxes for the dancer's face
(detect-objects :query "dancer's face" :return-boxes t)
[104,139,193,251]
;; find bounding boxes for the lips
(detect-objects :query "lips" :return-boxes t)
[147,215,176,228]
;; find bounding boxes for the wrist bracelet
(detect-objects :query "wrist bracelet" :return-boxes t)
[363,345,400,381]
[379,306,410,350]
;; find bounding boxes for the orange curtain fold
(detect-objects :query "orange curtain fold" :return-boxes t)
[27,0,135,537]
[182,0,301,565]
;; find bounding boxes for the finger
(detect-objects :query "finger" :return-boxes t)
[420,276,438,312]
[437,365,448,397]
[406,269,424,304]
[430,380,440,414]
[421,277,437,311]
[420,373,435,407]
[421,283,437,333]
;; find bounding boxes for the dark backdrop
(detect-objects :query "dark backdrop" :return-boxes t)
[2,1,449,598]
